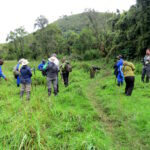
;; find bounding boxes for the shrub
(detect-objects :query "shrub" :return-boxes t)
[84,49,100,60]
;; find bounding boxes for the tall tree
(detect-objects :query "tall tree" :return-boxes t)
[34,15,49,29]
[6,26,27,59]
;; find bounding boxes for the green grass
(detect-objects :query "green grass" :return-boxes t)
[0,60,150,149]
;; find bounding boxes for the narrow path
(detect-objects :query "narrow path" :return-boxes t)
[86,71,121,149]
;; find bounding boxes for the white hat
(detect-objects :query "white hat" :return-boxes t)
[48,57,55,62]
[22,59,29,66]
[19,58,25,64]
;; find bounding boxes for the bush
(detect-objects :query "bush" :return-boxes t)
[84,49,100,60]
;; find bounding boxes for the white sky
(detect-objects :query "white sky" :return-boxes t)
[0,0,136,43]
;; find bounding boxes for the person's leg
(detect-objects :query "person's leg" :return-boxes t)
[146,67,150,83]
[146,75,149,83]
[62,73,66,86]
[20,84,25,99]
[66,72,69,86]
[26,84,31,100]
[47,78,52,96]
[126,77,134,96]
[53,78,58,96]
[63,73,68,87]
[125,77,129,95]
[57,73,59,93]
[141,66,146,82]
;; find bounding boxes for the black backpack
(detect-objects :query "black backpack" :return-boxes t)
[66,64,72,72]
[42,69,47,76]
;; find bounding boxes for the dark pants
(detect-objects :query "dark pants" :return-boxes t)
[125,76,135,96]
[57,73,59,92]
[142,66,150,83]
[47,77,57,96]
[62,72,69,87]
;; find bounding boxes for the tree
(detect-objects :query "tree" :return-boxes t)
[34,15,49,29]
[35,25,62,57]
[6,26,28,59]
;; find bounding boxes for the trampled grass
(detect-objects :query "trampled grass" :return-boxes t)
[0,60,150,149]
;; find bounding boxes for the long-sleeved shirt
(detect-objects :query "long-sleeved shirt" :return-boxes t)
[0,65,5,79]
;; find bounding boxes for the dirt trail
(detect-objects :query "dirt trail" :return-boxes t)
[86,71,121,149]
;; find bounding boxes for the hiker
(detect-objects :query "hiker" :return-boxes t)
[20,59,32,100]
[49,54,59,92]
[60,58,72,87]
[38,59,45,71]
[44,57,58,96]
[90,66,101,78]
[123,61,135,96]
[0,59,7,81]
[141,49,150,82]
[13,59,24,87]
[114,55,124,86]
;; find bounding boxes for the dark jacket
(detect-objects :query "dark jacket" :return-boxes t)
[20,65,32,84]
[46,62,58,79]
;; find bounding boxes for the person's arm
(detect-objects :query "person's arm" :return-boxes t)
[0,66,6,80]
[28,68,32,77]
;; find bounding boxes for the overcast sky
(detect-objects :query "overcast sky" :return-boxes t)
[0,0,136,43]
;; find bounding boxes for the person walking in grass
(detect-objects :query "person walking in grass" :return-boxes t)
[49,53,60,92]
[0,59,7,81]
[123,61,135,96]
[44,57,58,96]
[141,48,150,83]
[60,58,72,87]
[13,59,24,87]
[20,59,32,100]
[114,55,124,86]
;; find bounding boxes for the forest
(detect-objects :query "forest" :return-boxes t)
[0,0,150,61]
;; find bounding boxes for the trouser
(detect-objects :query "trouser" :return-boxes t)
[17,76,20,87]
[20,84,31,100]
[62,72,69,87]
[47,77,57,96]
[125,76,135,96]
[57,73,59,93]
[142,66,150,83]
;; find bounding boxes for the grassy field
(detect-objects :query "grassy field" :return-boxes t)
[0,60,150,149]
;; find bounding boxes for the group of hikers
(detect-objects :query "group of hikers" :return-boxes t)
[114,48,150,96]
[0,54,72,100]
[1,49,150,99]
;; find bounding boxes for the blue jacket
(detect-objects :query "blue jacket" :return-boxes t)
[116,59,124,83]
[20,65,32,84]
[38,62,45,71]
[0,65,5,79]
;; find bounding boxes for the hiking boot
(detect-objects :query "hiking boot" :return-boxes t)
[20,91,24,99]
[48,89,51,96]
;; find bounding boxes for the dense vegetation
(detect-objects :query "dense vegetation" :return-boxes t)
[0,0,149,61]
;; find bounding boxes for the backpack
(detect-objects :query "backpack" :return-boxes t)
[66,64,72,72]
[42,69,47,76]
[13,65,20,78]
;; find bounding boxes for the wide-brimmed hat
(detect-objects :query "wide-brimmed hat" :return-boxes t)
[48,57,55,62]
[19,58,25,64]
[22,59,29,66]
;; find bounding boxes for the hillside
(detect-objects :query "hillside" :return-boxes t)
[53,11,113,33]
